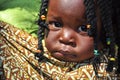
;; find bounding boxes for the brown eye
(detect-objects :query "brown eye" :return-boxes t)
[78,25,88,32]
[49,21,62,28]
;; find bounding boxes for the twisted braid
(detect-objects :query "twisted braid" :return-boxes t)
[36,0,49,60]
[84,0,101,76]
[84,0,97,37]
[97,0,116,72]
[84,0,117,76]
[38,0,48,50]
[112,0,120,73]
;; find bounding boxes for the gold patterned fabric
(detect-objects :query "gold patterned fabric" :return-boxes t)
[0,21,118,80]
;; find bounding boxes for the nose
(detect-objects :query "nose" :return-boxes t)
[59,28,76,47]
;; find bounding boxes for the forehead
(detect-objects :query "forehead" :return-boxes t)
[48,0,85,9]
[48,0,85,17]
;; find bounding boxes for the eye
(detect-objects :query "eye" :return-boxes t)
[49,21,62,28]
[78,25,88,32]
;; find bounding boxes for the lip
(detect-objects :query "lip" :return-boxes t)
[54,50,76,58]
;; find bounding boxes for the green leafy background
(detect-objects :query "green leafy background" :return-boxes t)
[0,0,41,37]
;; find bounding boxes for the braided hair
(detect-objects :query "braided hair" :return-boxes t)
[112,0,120,74]
[97,0,116,72]
[84,0,119,77]
[35,0,49,61]
[84,0,100,76]
[37,0,119,76]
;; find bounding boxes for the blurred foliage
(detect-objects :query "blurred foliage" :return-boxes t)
[0,0,41,37]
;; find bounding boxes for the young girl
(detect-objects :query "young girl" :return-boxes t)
[0,0,119,80]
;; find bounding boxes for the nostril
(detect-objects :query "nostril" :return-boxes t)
[69,42,76,47]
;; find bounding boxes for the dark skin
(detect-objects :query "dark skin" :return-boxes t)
[45,0,101,62]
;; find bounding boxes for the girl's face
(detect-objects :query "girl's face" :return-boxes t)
[45,0,94,62]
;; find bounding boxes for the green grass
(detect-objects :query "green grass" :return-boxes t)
[0,0,41,37]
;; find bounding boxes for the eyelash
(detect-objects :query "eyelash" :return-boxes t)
[78,25,88,32]
[48,21,62,28]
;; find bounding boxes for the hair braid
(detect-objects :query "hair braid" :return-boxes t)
[84,0,97,37]
[38,0,48,50]
[36,0,49,61]
[96,0,117,72]
[84,0,99,51]
[84,0,100,76]
[112,0,120,74]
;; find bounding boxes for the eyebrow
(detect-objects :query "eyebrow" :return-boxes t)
[47,15,63,24]
[47,14,62,20]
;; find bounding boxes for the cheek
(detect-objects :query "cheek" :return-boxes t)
[77,37,94,54]
[76,37,94,61]
[44,31,58,51]
[45,38,53,52]
[83,38,94,49]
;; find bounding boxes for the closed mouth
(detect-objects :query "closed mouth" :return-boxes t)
[54,50,77,58]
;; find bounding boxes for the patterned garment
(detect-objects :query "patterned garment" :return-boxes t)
[0,21,118,80]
